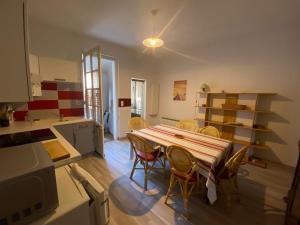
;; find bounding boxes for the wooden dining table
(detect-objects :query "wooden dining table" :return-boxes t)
[131,124,233,204]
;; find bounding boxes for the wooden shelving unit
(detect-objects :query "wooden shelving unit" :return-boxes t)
[195,106,273,114]
[195,92,276,168]
[195,118,272,132]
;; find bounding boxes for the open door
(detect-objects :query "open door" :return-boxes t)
[82,47,104,156]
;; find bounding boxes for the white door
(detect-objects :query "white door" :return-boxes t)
[82,47,104,156]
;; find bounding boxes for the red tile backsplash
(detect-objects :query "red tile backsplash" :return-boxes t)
[13,82,84,121]
[13,111,28,121]
[28,100,59,110]
[58,91,83,100]
[59,108,84,117]
[41,82,57,90]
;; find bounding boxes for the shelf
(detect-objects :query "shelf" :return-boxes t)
[196,92,277,95]
[244,157,267,168]
[195,118,272,132]
[230,139,271,150]
[195,106,272,114]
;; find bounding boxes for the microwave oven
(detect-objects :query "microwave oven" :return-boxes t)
[0,142,58,225]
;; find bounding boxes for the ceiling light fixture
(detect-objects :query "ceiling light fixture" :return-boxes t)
[142,37,164,48]
[143,9,164,49]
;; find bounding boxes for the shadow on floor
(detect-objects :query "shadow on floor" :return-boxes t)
[109,173,165,216]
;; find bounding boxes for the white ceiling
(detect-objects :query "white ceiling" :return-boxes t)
[28,0,300,54]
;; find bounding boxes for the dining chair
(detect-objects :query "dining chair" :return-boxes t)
[128,117,149,131]
[175,119,199,132]
[165,145,201,217]
[127,133,166,191]
[216,146,248,203]
[198,125,221,138]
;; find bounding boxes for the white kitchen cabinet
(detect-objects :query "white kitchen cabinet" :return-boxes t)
[73,122,96,155]
[54,123,75,146]
[29,54,42,96]
[29,54,40,75]
[54,121,101,156]
[0,0,32,102]
[39,57,81,83]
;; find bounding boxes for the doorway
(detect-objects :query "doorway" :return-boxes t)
[131,79,146,118]
[101,56,117,141]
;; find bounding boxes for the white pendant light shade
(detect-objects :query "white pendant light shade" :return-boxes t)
[143,37,164,48]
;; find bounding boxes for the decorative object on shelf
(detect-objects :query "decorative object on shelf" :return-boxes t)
[224,122,244,126]
[173,80,187,101]
[222,104,247,110]
[200,83,210,93]
[253,124,266,129]
[202,104,206,107]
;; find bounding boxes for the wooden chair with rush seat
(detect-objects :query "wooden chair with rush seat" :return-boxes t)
[165,145,202,217]
[216,146,248,203]
[198,125,221,138]
[127,133,166,191]
[175,119,199,132]
[128,117,149,131]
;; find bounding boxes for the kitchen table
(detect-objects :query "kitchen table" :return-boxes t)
[132,124,232,204]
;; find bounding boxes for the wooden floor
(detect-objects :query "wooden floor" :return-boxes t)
[78,140,294,225]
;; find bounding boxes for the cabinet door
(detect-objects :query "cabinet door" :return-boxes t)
[29,54,40,75]
[0,0,31,102]
[39,57,80,83]
[29,54,42,96]
[54,124,75,146]
[73,122,95,155]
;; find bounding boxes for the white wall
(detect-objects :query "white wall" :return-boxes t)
[28,21,156,138]
[154,25,300,167]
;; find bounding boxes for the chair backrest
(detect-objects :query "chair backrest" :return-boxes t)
[127,132,154,154]
[128,117,149,131]
[222,146,248,177]
[167,145,197,174]
[175,119,199,132]
[198,126,221,138]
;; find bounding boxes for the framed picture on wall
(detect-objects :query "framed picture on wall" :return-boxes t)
[173,80,187,101]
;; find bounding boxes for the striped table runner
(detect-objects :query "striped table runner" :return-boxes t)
[132,124,232,204]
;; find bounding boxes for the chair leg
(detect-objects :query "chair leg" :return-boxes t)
[130,157,139,180]
[183,181,189,215]
[144,161,149,191]
[129,143,134,160]
[165,174,176,203]
[230,177,240,202]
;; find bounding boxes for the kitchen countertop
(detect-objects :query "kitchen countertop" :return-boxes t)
[0,117,94,167]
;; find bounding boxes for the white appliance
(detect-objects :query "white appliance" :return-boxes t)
[70,163,110,225]
[0,143,58,225]
[31,165,110,225]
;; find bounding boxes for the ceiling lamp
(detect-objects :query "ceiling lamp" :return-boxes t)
[142,37,164,48]
[142,9,164,49]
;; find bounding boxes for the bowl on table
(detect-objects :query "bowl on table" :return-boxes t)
[174,134,184,139]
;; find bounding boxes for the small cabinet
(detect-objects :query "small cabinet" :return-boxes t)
[54,121,100,155]
[0,0,32,102]
[29,54,42,96]
[73,122,96,155]
[29,54,39,75]
[54,123,75,146]
[39,57,80,83]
